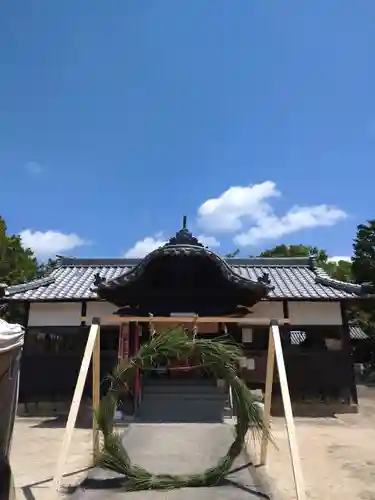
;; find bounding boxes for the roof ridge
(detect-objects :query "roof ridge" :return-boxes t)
[225,257,311,266]
[58,257,141,267]
[312,263,364,295]
[5,276,55,296]
[96,246,274,293]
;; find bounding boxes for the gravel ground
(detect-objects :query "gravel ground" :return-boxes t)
[12,385,375,499]
[252,385,375,500]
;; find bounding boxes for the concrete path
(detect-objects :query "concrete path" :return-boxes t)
[71,422,268,499]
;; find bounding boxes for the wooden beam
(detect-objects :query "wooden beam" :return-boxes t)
[340,301,358,404]
[98,315,290,325]
[51,319,100,495]
[92,321,101,462]
[271,323,306,500]
[260,325,275,465]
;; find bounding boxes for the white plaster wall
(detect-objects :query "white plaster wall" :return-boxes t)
[28,299,342,327]
[288,301,342,325]
[28,302,82,326]
[247,301,284,320]
[86,301,117,324]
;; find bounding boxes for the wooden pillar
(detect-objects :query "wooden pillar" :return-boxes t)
[118,323,129,362]
[271,321,306,500]
[340,302,358,405]
[260,323,275,465]
[80,301,87,326]
[92,321,101,462]
[282,300,291,347]
[134,324,141,411]
[52,318,100,495]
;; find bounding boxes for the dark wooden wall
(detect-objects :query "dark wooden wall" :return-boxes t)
[19,327,118,403]
[18,323,355,404]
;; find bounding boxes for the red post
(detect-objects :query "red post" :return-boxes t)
[118,323,129,362]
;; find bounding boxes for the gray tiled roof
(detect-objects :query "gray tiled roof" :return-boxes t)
[3,256,365,302]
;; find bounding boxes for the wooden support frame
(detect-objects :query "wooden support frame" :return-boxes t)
[99,315,291,325]
[50,315,304,497]
[260,322,306,500]
[51,318,101,496]
[260,323,275,465]
[92,322,101,462]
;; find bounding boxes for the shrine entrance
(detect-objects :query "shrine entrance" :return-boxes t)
[139,322,221,381]
[95,218,272,391]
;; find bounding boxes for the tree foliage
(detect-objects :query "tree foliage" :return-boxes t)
[352,220,375,287]
[36,257,58,278]
[0,216,57,322]
[0,216,39,286]
[259,244,329,263]
[351,220,375,337]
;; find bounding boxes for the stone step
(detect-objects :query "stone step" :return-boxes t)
[142,377,217,387]
[142,387,223,396]
[141,395,227,406]
[142,381,223,395]
[137,394,228,423]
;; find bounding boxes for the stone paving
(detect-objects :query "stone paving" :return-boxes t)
[10,415,92,500]
[10,416,266,500]
[70,423,265,500]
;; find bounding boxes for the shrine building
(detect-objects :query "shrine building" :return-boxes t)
[1,222,371,408]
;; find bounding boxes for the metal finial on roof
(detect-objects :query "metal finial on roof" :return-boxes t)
[182,215,187,229]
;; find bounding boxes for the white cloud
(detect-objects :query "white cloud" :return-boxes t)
[198,181,280,233]
[197,181,347,246]
[234,205,347,246]
[328,256,351,263]
[197,235,220,248]
[25,161,43,175]
[124,234,166,258]
[20,229,88,257]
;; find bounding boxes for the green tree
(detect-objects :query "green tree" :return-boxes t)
[0,216,38,285]
[352,220,375,287]
[323,259,352,282]
[259,244,329,264]
[0,216,40,322]
[225,243,352,281]
[351,220,375,338]
[257,243,352,282]
[36,257,58,278]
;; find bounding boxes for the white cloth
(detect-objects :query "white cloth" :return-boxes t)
[0,319,24,354]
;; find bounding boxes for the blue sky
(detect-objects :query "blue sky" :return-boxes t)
[1,0,374,261]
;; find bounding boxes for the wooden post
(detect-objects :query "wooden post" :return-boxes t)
[51,319,100,495]
[271,322,306,500]
[340,301,358,404]
[92,320,101,462]
[260,324,275,465]
[118,323,129,361]
[134,323,141,410]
